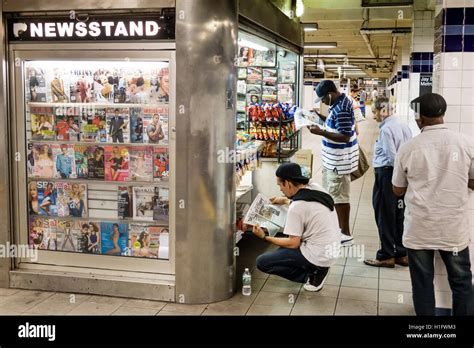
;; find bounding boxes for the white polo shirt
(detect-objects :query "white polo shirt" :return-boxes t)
[392,124,474,251]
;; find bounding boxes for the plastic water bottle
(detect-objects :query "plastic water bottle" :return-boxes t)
[242,268,252,296]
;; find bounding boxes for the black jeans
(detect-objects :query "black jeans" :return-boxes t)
[256,247,327,283]
[372,167,406,260]
[407,247,473,315]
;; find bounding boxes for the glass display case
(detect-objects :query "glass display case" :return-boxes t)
[12,53,175,274]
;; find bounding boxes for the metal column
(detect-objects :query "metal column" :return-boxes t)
[175,0,238,303]
[0,2,11,287]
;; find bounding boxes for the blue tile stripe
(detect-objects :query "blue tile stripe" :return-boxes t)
[435,7,474,52]
[410,52,433,73]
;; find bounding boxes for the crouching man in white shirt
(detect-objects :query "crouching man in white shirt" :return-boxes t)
[253,163,340,292]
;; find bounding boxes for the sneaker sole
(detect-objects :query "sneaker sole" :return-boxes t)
[303,275,328,292]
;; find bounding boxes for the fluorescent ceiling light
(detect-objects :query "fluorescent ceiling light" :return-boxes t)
[304,43,337,49]
[324,64,357,68]
[304,54,346,59]
[296,0,304,17]
[238,38,269,51]
[303,23,318,32]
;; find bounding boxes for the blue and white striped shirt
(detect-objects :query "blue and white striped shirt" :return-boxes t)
[322,94,359,175]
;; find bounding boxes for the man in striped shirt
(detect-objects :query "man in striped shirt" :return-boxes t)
[310,80,359,246]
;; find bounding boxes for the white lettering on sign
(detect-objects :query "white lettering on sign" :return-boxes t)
[30,23,43,37]
[20,20,163,38]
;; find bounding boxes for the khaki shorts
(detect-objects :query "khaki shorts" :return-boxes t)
[322,168,351,204]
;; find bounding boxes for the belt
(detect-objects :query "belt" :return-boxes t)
[374,166,393,171]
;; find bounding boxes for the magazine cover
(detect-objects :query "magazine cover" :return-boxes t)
[53,105,81,141]
[262,86,278,103]
[125,75,151,104]
[30,106,54,141]
[29,216,57,250]
[149,65,170,104]
[237,46,250,67]
[28,143,55,179]
[246,84,262,95]
[263,69,277,86]
[100,222,128,256]
[130,107,144,143]
[153,187,169,224]
[243,193,288,236]
[92,70,115,103]
[69,72,94,103]
[153,148,170,181]
[33,181,58,216]
[104,146,129,182]
[132,186,156,222]
[56,220,81,252]
[246,67,262,85]
[237,80,247,95]
[237,67,247,79]
[26,66,47,103]
[118,186,134,219]
[76,221,101,254]
[81,107,107,142]
[128,224,168,258]
[52,144,76,179]
[246,94,261,105]
[142,106,168,145]
[49,70,70,102]
[106,107,130,143]
[129,146,153,182]
[278,84,295,105]
[86,145,105,179]
[74,145,89,179]
[56,182,88,218]
[278,62,297,84]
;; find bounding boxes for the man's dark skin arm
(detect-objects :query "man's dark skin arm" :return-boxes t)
[309,125,351,143]
[469,179,474,190]
[393,186,407,197]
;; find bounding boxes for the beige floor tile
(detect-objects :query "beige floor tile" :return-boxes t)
[341,275,379,289]
[345,257,368,267]
[157,310,200,316]
[378,290,413,306]
[251,268,269,280]
[112,306,159,316]
[67,302,122,315]
[335,298,378,315]
[160,303,208,315]
[299,284,340,298]
[379,279,413,292]
[338,287,378,302]
[291,296,337,315]
[247,304,291,315]
[343,265,379,279]
[328,265,344,275]
[254,291,296,308]
[378,302,415,316]
[379,267,411,281]
[87,295,127,306]
[325,273,343,286]
[202,301,251,316]
[261,279,301,294]
[353,229,379,237]
[25,293,92,315]
[250,278,267,292]
[225,291,258,304]
[335,257,347,266]
[124,299,167,311]
[0,288,21,296]
[0,290,55,313]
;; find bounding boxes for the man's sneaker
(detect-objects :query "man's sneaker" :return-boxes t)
[303,267,329,292]
[341,233,354,247]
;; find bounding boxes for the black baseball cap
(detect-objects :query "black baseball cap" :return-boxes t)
[314,80,337,103]
[410,93,447,118]
[276,163,309,184]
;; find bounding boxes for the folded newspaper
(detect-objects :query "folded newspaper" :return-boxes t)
[243,193,288,237]
[294,107,324,131]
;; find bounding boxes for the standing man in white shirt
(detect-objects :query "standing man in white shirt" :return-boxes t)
[392,93,474,315]
[371,87,379,103]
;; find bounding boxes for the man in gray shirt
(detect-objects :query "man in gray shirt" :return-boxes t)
[364,97,412,268]
[392,93,474,315]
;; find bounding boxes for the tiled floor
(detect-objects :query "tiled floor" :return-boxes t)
[0,107,416,316]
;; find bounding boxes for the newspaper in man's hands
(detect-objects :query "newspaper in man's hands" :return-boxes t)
[243,193,288,236]
[294,107,325,131]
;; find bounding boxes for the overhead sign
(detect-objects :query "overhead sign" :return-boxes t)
[8,14,175,41]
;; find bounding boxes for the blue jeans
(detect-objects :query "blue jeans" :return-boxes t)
[256,247,323,283]
[407,247,473,316]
